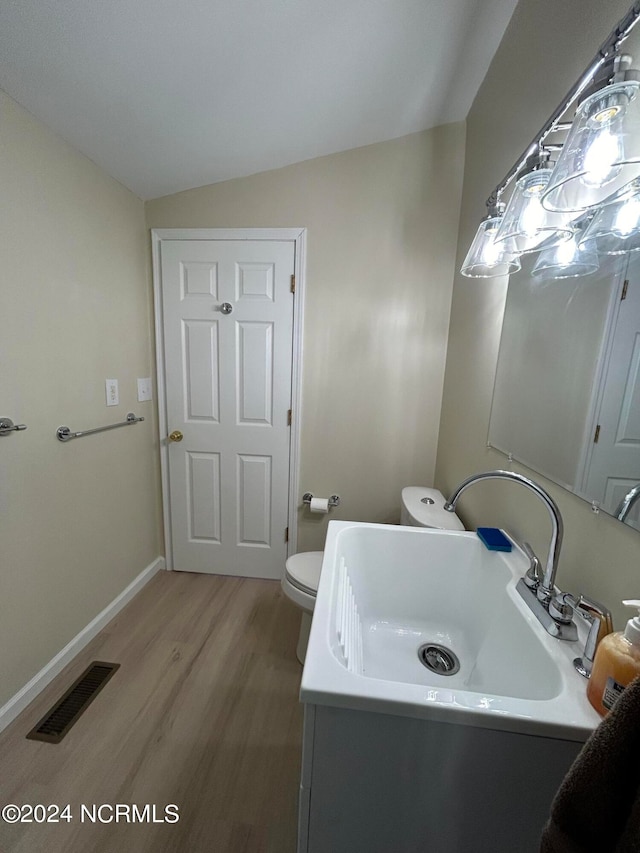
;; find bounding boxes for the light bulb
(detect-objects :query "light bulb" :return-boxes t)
[582,128,623,187]
[481,228,501,264]
[519,195,545,236]
[613,195,640,235]
[556,235,579,265]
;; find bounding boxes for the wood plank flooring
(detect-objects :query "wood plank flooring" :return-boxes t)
[0,571,304,853]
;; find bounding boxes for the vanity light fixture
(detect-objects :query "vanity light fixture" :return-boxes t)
[460,204,521,278]
[542,55,640,213]
[461,3,640,280]
[531,223,600,280]
[495,152,575,254]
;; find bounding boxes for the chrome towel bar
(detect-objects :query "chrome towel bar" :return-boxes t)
[57,412,144,442]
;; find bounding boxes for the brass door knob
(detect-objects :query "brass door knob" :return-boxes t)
[168,430,184,442]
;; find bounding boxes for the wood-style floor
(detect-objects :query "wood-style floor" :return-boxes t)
[0,571,304,853]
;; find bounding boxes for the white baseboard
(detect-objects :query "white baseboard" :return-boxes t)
[0,556,165,734]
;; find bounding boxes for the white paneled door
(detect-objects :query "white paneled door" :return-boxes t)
[158,237,296,578]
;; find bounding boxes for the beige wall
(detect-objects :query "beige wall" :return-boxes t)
[147,125,466,551]
[0,91,162,707]
[436,0,640,628]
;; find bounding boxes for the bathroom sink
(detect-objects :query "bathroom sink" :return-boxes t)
[339,526,560,700]
[301,521,601,740]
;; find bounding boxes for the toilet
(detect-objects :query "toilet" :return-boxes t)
[400,485,465,530]
[281,487,463,664]
[281,550,323,664]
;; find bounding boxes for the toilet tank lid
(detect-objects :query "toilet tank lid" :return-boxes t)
[401,486,464,530]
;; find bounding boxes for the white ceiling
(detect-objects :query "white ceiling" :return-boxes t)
[0,0,518,200]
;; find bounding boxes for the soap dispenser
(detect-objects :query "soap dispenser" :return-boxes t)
[587,599,640,716]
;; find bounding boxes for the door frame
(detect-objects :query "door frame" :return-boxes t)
[151,227,307,570]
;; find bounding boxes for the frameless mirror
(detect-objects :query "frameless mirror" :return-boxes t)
[486,4,640,534]
[489,250,640,532]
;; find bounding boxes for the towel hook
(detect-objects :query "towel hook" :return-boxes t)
[0,417,27,436]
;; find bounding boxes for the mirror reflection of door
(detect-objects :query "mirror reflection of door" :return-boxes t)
[579,258,640,530]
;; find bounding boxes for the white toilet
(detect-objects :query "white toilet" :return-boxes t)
[400,485,465,530]
[281,550,324,664]
[281,487,463,663]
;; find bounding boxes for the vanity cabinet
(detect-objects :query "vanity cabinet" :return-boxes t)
[298,703,583,853]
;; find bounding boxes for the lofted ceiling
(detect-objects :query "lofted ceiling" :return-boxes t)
[0,0,518,200]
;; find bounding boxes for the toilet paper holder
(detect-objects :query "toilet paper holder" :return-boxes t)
[303,492,341,508]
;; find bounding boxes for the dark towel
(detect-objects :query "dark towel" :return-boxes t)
[540,675,640,853]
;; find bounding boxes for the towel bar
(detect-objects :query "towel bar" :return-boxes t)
[56,412,144,442]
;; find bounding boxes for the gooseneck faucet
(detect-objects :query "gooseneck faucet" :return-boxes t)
[444,470,564,605]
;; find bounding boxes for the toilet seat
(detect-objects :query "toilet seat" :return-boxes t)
[284,551,323,597]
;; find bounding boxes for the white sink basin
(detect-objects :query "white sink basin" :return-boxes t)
[301,521,601,740]
[344,526,560,699]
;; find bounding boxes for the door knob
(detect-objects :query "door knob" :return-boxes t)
[168,430,184,442]
[220,302,233,314]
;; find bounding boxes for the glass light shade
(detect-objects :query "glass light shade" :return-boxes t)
[461,216,521,278]
[531,230,599,280]
[579,190,640,254]
[542,80,640,212]
[495,169,575,253]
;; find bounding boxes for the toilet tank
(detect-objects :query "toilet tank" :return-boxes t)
[401,486,464,530]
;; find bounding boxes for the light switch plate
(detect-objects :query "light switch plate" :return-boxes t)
[105,379,119,407]
[137,378,153,402]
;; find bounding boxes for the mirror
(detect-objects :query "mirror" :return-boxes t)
[489,250,640,531]
[486,4,640,534]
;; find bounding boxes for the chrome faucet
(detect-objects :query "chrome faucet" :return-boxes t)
[444,470,563,601]
[614,482,640,522]
[444,470,576,640]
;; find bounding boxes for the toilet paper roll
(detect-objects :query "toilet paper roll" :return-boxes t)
[309,497,330,514]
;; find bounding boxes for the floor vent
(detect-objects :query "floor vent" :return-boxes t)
[26,662,120,744]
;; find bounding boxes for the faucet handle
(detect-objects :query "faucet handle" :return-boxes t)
[521,542,542,591]
[549,591,575,625]
[572,595,613,679]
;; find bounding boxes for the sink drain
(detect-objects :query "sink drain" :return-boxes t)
[418,643,460,676]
